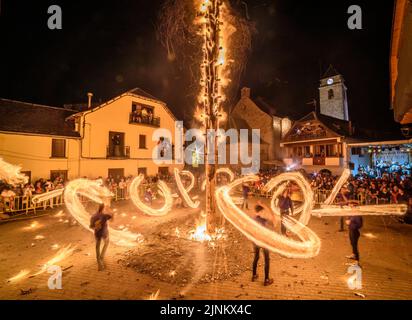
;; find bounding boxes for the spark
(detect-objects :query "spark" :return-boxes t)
[129,174,173,216]
[7,270,30,283]
[169,270,177,278]
[148,289,160,300]
[34,235,45,240]
[51,244,60,250]
[64,178,142,247]
[24,221,41,231]
[188,213,212,242]
[34,244,75,276]
[363,232,377,239]
[54,210,64,217]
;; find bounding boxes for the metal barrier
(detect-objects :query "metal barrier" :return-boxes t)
[0,184,395,218]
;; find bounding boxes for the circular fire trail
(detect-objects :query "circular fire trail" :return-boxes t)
[129,174,173,216]
[215,174,321,258]
[64,178,142,247]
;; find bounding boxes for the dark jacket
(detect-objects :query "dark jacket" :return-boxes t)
[278,195,293,213]
[349,216,363,231]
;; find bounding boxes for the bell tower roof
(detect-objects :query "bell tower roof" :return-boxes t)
[322,64,340,79]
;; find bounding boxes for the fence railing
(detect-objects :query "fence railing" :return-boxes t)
[0,182,161,218]
[1,184,393,218]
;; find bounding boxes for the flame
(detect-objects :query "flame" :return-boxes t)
[64,178,142,247]
[312,204,407,217]
[174,168,200,209]
[188,210,227,244]
[129,174,173,216]
[148,289,160,300]
[215,174,321,258]
[189,221,211,243]
[0,157,28,185]
[34,244,75,276]
[264,172,314,222]
[7,270,30,283]
[32,188,63,204]
[323,168,351,205]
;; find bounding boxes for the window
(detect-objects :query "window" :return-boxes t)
[50,170,68,182]
[158,167,169,176]
[326,144,338,157]
[304,146,311,157]
[108,168,124,180]
[51,139,66,158]
[138,167,147,176]
[328,89,334,100]
[139,134,147,149]
[21,171,31,183]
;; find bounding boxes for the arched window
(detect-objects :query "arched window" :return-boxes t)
[328,89,334,99]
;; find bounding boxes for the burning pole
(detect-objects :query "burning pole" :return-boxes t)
[197,0,225,233]
[157,0,254,234]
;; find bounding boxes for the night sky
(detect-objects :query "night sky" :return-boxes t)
[0,0,398,132]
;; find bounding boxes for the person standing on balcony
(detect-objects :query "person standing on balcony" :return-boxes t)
[90,203,114,271]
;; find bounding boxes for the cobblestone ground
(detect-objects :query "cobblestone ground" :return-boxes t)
[0,199,411,300]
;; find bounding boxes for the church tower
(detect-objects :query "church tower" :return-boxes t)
[319,65,349,121]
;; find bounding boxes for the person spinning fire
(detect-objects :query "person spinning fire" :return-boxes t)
[251,201,276,286]
[90,202,114,271]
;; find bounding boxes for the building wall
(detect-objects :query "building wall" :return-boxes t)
[0,132,80,181]
[0,94,184,181]
[232,90,291,161]
[78,94,183,177]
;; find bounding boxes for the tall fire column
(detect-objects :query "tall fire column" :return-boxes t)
[197,0,225,233]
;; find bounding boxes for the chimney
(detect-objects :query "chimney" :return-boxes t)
[348,120,354,136]
[241,87,250,99]
[87,92,93,109]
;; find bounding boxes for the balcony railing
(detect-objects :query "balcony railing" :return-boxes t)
[283,131,327,142]
[129,113,160,127]
[106,145,130,159]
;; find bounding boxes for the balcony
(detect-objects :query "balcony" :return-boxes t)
[106,145,130,159]
[129,113,160,127]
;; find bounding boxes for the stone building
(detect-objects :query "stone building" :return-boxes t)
[319,65,349,121]
[231,87,292,166]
